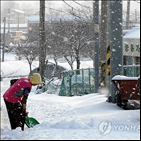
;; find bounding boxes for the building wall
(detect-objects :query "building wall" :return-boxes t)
[123,38,140,65]
[10,31,23,45]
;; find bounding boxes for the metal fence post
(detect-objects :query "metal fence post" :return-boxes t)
[82,69,84,95]
[69,71,72,96]
[89,68,91,93]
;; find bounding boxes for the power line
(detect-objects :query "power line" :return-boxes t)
[45,6,64,13]
[62,0,82,12]
[62,1,140,16]
[61,0,89,21]
[62,0,93,21]
[72,0,93,10]
[44,5,78,21]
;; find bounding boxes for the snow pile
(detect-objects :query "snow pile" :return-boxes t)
[0,52,140,140]
[1,52,39,78]
[1,61,30,77]
[1,92,140,140]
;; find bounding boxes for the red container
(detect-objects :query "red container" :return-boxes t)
[112,75,140,109]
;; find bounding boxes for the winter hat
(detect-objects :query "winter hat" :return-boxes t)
[30,73,42,84]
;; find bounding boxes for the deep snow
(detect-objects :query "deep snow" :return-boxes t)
[0,52,140,140]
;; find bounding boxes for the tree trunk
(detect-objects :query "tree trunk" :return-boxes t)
[76,57,80,70]
[75,49,80,70]
[64,55,74,70]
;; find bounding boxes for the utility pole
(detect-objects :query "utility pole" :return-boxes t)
[17,12,19,31]
[126,0,130,29]
[8,8,10,46]
[109,0,123,103]
[100,1,108,86]
[106,1,111,95]
[93,0,99,93]
[39,0,46,77]
[100,1,108,61]
[135,9,137,23]
[2,17,6,62]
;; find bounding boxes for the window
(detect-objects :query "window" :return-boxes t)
[135,57,140,65]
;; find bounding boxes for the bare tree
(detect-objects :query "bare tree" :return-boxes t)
[57,16,94,70]
[16,42,39,72]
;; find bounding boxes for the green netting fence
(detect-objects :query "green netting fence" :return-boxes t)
[57,65,140,97]
[59,68,100,96]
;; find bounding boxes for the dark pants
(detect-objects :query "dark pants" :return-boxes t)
[4,98,26,131]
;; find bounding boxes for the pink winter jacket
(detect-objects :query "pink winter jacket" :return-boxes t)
[3,78,32,103]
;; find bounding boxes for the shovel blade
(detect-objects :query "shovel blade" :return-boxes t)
[25,117,40,128]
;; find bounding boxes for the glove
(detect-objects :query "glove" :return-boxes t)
[23,104,26,110]
[24,89,29,95]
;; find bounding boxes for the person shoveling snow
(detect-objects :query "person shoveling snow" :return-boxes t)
[3,73,42,131]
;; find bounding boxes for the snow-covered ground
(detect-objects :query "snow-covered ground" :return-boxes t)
[1,52,140,140]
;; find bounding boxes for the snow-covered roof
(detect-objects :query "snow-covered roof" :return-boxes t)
[123,27,140,39]
[1,23,28,28]
[28,15,42,22]
[123,30,130,36]
[10,31,23,33]
[28,14,75,22]
[11,9,25,14]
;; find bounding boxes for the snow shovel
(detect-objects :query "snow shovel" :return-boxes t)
[25,116,40,128]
